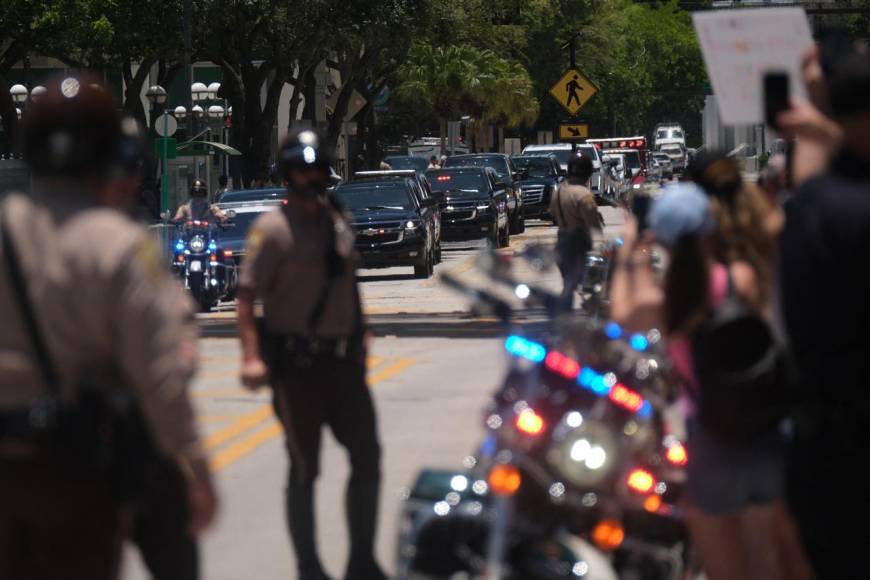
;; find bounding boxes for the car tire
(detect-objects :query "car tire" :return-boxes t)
[509,213,524,235]
[414,251,432,279]
[435,241,442,263]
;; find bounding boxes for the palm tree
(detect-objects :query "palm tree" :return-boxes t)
[399,44,491,154]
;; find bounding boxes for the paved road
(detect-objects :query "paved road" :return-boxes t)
[123,207,626,580]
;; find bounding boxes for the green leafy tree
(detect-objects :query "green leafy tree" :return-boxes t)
[398,43,492,153]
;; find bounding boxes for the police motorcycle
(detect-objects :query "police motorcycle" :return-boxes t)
[396,246,692,580]
[170,217,237,311]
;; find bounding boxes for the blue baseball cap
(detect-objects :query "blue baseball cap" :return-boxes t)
[648,182,712,246]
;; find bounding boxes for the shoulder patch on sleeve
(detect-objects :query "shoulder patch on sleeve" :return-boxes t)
[135,236,167,281]
[245,225,265,260]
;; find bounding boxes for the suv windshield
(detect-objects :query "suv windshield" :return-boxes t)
[512,157,556,178]
[445,156,509,178]
[384,156,428,172]
[672,130,683,139]
[427,170,488,192]
[335,183,414,210]
[526,148,572,167]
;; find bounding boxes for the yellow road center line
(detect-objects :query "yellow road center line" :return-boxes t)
[204,404,273,451]
[206,357,417,472]
[367,358,417,384]
[211,421,283,472]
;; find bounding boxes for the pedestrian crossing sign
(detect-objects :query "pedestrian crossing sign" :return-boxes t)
[550,69,598,116]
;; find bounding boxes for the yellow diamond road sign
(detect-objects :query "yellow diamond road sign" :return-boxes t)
[560,123,589,140]
[550,69,598,116]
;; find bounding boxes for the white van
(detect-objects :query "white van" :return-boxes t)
[654,123,686,149]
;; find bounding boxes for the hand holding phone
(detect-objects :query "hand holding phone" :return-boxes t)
[764,72,790,129]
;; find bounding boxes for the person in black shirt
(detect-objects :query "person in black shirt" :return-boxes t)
[779,49,870,579]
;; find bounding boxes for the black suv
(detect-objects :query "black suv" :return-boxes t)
[442,153,525,234]
[353,170,442,262]
[511,154,564,220]
[335,178,439,278]
[425,167,510,248]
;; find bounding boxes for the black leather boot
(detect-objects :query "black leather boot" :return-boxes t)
[288,482,332,580]
[344,480,388,580]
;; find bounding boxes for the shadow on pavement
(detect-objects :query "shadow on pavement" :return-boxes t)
[198,310,551,340]
[358,272,417,283]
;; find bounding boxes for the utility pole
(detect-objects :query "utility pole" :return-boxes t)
[183,0,193,137]
[561,32,582,69]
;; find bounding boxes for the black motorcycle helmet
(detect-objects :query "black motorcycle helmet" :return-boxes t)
[23,76,123,180]
[277,128,332,190]
[190,179,208,198]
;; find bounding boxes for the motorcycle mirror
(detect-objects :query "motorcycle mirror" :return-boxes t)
[225,209,237,219]
[160,210,171,222]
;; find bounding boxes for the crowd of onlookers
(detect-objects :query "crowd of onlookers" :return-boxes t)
[607,36,870,579]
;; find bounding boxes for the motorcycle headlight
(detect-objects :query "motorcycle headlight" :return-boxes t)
[189,235,205,253]
[549,420,618,487]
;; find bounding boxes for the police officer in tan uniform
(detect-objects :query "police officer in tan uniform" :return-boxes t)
[174,178,228,222]
[0,78,217,579]
[237,129,387,580]
[549,154,603,311]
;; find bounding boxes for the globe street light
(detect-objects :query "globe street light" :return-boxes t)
[191,105,204,119]
[174,106,187,120]
[207,105,224,119]
[145,85,167,106]
[30,85,47,102]
[191,82,209,102]
[207,82,221,100]
[10,84,28,104]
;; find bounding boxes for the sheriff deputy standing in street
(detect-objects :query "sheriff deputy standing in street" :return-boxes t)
[0,78,216,579]
[236,129,387,580]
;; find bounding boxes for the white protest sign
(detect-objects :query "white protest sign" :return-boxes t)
[693,8,813,126]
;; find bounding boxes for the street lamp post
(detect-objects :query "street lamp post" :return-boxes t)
[207,82,230,178]
[146,85,170,213]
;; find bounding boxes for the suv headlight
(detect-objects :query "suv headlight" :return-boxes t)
[189,235,205,253]
[476,203,492,212]
[405,220,418,230]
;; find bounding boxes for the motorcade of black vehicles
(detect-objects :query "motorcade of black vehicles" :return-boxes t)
[442,153,526,234]
[335,178,439,279]
[652,152,673,179]
[521,143,611,203]
[170,217,238,311]
[396,247,691,580]
[354,170,442,262]
[510,153,564,220]
[383,155,429,174]
[425,167,511,248]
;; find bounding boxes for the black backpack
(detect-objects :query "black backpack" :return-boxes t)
[691,274,790,443]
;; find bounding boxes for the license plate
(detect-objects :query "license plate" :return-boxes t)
[189,260,202,272]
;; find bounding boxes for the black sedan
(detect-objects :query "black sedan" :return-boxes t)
[425,167,510,248]
[335,179,439,279]
[511,154,564,220]
[442,153,525,235]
